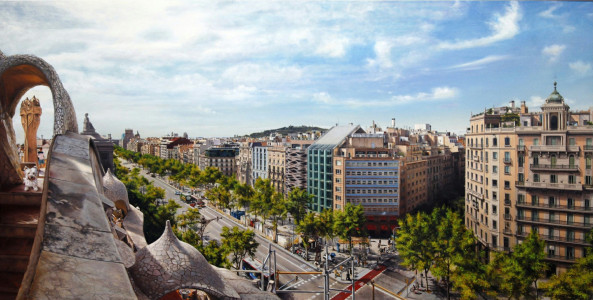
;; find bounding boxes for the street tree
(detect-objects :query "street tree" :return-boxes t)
[220,226,259,270]
[431,208,469,299]
[543,229,593,299]
[395,211,435,290]
[297,211,322,260]
[269,192,288,243]
[253,178,275,228]
[333,204,366,254]
[176,208,201,232]
[287,187,312,225]
[319,208,336,249]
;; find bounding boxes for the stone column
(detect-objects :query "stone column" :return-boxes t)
[20,96,42,164]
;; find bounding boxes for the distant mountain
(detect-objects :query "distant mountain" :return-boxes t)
[247,125,326,138]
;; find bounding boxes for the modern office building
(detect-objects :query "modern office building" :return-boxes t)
[465,82,593,274]
[333,133,401,236]
[307,124,363,212]
[285,142,312,195]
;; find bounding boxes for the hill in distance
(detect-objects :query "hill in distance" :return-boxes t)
[247,125,326,138]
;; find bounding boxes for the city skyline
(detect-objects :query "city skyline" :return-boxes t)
[2,1,592,142]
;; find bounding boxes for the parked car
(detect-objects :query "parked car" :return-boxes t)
[175,191,181,195]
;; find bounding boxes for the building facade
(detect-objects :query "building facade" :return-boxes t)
[252,146,269,185]
[199,147,239,177]
[269,146,286,195]
[465,83,593,274]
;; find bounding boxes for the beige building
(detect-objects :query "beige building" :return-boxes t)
[465,82,593,274]
[268,146,286,195]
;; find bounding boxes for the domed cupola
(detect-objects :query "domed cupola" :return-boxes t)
[129,221,240,299]
[103,168,130,214]
[545,81,565,104]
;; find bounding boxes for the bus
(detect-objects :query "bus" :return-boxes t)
[242,257,274,291]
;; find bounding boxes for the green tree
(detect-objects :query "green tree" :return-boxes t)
[205,184,231,210]
[253,178,275,228]
[319,208,336,249]
[431,208,469,299]
[287,187,312,224]
[543,230,593,299]
[269,192,288,243]
[395,211,435,289]
[450,232,491,300]
[492,231,547,299]
[176,208,201,232]
[333,204,366,254]
[220,226,259,270]
[297,211,322,260]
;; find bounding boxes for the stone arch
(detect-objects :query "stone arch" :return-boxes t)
[0,50,78,189]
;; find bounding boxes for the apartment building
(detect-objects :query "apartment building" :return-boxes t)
[269,146,286,194]
[285,142,312,195]
[465,82,593,274]
[199,147,238,177]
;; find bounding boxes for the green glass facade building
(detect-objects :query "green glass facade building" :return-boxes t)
[307,124,362,212]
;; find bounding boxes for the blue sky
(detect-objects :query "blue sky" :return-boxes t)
[2,1,592,140]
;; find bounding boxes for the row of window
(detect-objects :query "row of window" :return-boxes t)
[344,171,397,176]
[345,180,396,185]
[342,161,398,167]
[347,198,398,204]
[346,189,397,194]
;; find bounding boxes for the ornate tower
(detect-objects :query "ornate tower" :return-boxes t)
[541,82,570,132]
[20,96,42,164]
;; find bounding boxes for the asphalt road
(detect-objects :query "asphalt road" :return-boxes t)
[120,161,352,299]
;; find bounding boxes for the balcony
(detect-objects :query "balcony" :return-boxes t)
[530,145,580,153]
[546,254,576,263]
[504,214,512,220]
[470,144,484,149]
[516,200,593,213]
[504,199,511,206]
[515,181,582,191]
[503,228,512,235]
[504,157,512,164]
[517,145,526,151]
[466,188,484,199]
[530,164,579,172]
[516,215,592,228]
[585,145,593,152]
[516,231,591,246]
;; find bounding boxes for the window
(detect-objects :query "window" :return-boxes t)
[551,155,557,167]
[567,198,574,209]
[492,179,498,187]
[549,197,556,207]
[569,138,575,145]
[335,169,342,174]
[518,155,524,167]
[533,154,539,165]
[493,138,498,146]
[534,174,540,182]
[532,195,539,205]
[568,175,576,184]
[518,173,524,183]
[567,247,574,259]
[336,160,342,166]
[550,174,557,183]
[504,137,510,146]
[493,166,498,174]
[504,181,510,189]
[533,138,539,146]
[493,220,497,230]
[567,213,574,224]
[504,151,511,162]
[493,152,498,160]
[504,166,510,174]
[587,176,592,186]
[586,156,591,169]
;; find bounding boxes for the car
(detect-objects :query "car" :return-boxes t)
[174,191,181,195]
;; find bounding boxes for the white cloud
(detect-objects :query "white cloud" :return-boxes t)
[312,92,334,104]
[438,1,521,50]
[367,40,394,69]
[527,96,546,108]
[315,37,350,58]
[539,4,562,19]
[569,61,592,75]
[389,86,458,105]
[221,63,304,86]
[448,55,510,70]
[542,44,566,62]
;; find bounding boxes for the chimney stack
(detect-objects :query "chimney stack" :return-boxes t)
[510,100,515,109]
[521,101,528,114]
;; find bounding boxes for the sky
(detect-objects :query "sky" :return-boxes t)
[2,1,592,141]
